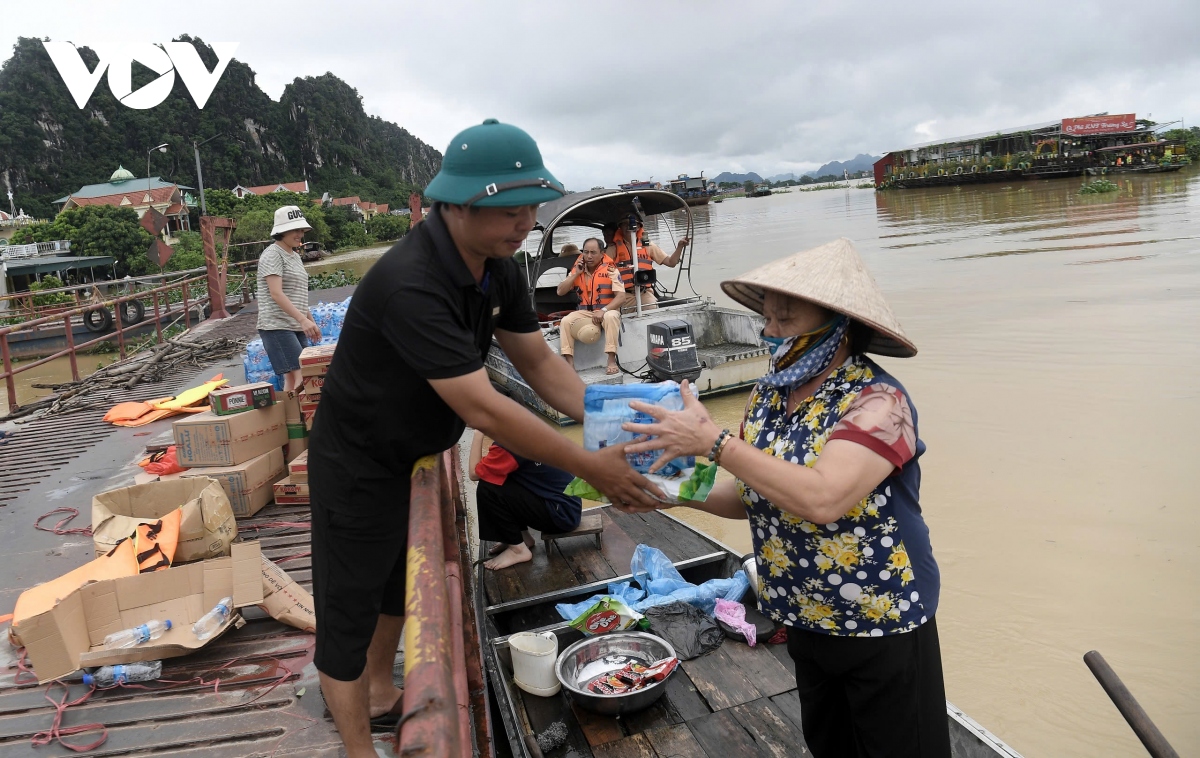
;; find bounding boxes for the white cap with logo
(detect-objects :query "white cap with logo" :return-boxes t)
[271,205,313,236]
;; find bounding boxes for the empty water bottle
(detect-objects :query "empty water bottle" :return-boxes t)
[82,661,162,687]
[193,596,234,641]
[102,619,172,649]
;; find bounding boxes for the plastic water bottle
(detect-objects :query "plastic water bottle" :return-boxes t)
[102,619,172,649]
[82,661,162,687]
[193,596,234,641]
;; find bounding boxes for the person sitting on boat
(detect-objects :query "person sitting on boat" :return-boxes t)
[615,238,950,758]
[469,429,582,570]
[556,237,624,375]
[606,217,689,310]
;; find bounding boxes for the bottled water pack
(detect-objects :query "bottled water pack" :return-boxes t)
[242,297,350,390]
[582,382,694,476]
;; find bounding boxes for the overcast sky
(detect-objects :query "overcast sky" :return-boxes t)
[4,0,1200,188]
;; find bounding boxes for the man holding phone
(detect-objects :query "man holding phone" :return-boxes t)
[556,237,625,374]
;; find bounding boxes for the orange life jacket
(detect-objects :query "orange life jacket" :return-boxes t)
[610,228,654,290]
[573,256,617,310]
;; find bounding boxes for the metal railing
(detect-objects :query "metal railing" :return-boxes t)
[401,450,491,758]
[0,239,72,260]
[0,261,257,413]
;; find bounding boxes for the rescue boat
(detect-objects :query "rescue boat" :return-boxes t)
[485,189,768,425]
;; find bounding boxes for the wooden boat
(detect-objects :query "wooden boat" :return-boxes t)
[487,189,768,425]
[299,241,330,262]
[478,505,1026,757]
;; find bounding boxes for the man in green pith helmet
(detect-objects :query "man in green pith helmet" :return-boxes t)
[306,119,663,756]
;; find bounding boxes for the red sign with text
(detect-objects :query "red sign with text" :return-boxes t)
[1062,114,1137,136]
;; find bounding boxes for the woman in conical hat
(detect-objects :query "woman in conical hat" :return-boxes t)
[621,238,950,757]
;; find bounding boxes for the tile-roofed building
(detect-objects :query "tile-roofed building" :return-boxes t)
[231,180,310,199]
[54,166,195,238]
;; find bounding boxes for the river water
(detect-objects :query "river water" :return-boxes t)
[327,171,1200,755]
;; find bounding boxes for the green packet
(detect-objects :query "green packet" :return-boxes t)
[569,596,643,636]
[565,461,717,504]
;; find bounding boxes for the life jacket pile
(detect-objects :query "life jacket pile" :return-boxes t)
[573,255,618,311]
[610,228,654,290]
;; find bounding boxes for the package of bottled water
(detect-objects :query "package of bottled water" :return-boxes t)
[582,382,694,476]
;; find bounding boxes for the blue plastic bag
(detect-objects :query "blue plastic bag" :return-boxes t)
[582,382,694,476]
[629,544,750,616]
[554,581,646,621]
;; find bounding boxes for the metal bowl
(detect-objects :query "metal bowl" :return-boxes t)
[554,632,678,715]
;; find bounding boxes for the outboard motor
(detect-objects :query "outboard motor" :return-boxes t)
[646,319,702,384]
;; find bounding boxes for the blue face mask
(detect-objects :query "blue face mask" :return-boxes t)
[759,331,788,355]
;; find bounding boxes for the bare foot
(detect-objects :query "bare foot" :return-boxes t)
[488,532,533,555]
[606,356,620,375]
[484,543,533,570]
[368,686,404,719]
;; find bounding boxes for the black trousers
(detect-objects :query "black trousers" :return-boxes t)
[476,479,565,545]
[786,617,951,758]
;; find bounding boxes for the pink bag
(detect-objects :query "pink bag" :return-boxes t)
[714,599,756,647]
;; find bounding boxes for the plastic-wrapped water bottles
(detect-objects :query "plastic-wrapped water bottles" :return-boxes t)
[193,596,234,641]
[241,296,350,391]
[102,619,173,649]
[82,661,162,687]
[582,382,694,476]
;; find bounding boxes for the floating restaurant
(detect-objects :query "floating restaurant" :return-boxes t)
[872,113,1190,189]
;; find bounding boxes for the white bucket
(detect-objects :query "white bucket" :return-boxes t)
[509,631,560,697]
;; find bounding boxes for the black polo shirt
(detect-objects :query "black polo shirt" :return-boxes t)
[309,206,540,484]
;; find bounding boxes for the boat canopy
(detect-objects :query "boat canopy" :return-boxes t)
[1093,140,1167,152]
[536,189,687,233]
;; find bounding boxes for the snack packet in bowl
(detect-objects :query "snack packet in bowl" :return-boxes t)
[568,597,644,636]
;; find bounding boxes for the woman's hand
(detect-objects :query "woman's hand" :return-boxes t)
[580,442,666,510]
[300,316,322,343]
[621,380,723,473]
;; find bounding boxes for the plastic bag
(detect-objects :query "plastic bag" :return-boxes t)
[563,461,716,505]
[567,597,644,636]
[643,601,724,660]
[629,545,751,615]
[583,382,694,476]
[714,599,756,647]
[555,582,645,622]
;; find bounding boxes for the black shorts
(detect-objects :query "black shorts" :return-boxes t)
[310,458,409,682]
[786,616,950,758]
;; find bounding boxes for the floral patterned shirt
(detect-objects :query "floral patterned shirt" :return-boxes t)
[739,355,940,636]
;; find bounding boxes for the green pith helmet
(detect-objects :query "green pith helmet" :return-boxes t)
[424,119,566,207]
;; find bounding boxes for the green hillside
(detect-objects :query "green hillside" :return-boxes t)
[0,36,442,219]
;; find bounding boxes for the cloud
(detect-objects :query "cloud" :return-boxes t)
[5,0,1199,189]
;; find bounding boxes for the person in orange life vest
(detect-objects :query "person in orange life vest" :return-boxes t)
[556,238,625,374]
[606,217,689,310]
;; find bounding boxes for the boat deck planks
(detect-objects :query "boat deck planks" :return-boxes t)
[484,508,712,608]
[486,501,818,757]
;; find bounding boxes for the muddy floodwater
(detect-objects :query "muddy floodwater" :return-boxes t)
[337,171,1200,755]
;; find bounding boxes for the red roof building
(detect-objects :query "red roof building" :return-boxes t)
[231,180,310,199]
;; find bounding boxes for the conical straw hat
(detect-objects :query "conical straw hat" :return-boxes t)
[721,238,917,358]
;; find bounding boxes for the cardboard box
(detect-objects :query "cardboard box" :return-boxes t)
[260,555,316,633]
[18,542,264,684]
[299,344,336,374]
[209,382,276,416]
[285,433,308,463]
[300,374,324,397]
[92,478,236,564]
[288,448,309,483]
[299,400,319,431]
[179,448,286,518]
[273,476,309,505]
[174,403,287,467]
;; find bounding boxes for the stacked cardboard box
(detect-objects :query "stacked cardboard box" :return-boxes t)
[281,390,308,463]
[273,448,311,506]
[172,389,289,518]
[298,344,336,431]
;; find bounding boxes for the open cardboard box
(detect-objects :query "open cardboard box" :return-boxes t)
[18,542,264,684]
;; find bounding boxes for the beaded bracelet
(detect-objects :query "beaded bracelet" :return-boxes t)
[714,434,734,466]
[708,429,731,462]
